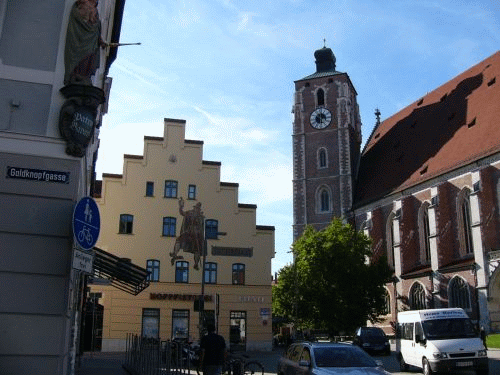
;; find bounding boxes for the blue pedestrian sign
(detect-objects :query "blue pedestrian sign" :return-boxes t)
[73,197,100,251]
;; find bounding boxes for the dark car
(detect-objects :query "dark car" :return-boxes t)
[353,327,391,356]
[277,341,390,375]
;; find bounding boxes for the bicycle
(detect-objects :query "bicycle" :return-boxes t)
[223,353,265,375]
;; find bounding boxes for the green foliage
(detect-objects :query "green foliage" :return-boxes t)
[486,333,500,348]
[273,218,393,336]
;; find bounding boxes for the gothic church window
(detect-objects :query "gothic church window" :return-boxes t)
[448,276,471,310]
[457,188,473,256]
[316,88,325,106]
[383,289,391,315]
[385,212,396,270]
[409,282,427,310]
[418,202,432,264]
[318,148,327,168]
[317,187,331,213]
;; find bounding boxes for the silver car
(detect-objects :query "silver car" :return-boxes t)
[277,342,390,375]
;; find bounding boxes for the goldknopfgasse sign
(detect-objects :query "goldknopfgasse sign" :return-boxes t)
[6,166,70,184]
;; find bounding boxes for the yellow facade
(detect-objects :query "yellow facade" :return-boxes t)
[92,118,275,351]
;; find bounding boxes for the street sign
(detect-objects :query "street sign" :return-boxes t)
[73,248,94,274]
[73,196,100,250]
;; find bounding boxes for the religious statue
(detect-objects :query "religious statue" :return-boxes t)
[170,198,205,270]
[64,0,108,85]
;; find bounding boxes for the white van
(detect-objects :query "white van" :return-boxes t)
[396,308,488,375]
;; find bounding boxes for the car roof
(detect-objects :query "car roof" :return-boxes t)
[292,341,354,348]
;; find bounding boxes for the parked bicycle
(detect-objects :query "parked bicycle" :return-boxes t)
[223,353,265,375]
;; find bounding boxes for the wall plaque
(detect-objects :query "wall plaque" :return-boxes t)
[211,246,253,257]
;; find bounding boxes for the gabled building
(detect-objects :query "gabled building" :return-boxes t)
[91,119,275,351]
[293,48,500,332]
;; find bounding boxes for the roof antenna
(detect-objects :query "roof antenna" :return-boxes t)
[323,38,327,47]
[375,108,381,126]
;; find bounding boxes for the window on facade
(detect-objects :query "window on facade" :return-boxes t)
[204,262,217,284]
[418,203,432,264]
[409,283,427,310]
[205,219,219,239]
[142,308,160,338]
[449,276,471,310]
[386,212,396,270]
[461,195,474,255]
[317,88,325,106]
[175,261,189,283]
[320,190,330,212]
[232,263,245,285]
[318,148,327,168]
[172,309,189,340]
[164,180,178,198]
[146,181,154,197]
[163,217,176,237]
[381,289,391,315]
[119,214,133,234]
[188,185,196,200]
[146,259,160,282]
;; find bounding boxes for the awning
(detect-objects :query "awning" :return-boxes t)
[90,247,150,295]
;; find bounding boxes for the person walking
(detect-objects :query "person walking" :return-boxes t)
[199,323,227,375]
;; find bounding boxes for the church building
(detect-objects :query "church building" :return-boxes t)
[293,47,500,332]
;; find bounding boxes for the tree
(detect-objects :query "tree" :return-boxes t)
[273,218,393,337]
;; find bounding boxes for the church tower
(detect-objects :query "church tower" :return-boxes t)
[292,46,362,240]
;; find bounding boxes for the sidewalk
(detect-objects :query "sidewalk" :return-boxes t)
[77,352,129,375]
[77,349,283,375]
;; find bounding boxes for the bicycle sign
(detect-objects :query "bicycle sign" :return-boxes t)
[73,197,100,251]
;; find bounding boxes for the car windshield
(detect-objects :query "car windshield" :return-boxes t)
[362,328,385,337]
[313,347,377,368]
[422,318,478,340]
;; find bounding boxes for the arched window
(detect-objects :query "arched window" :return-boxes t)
[383,289,391,315]
[318,148,327,168]
[386,212,396,270]
[320,190,330,212]
[409,282,427,310]
[418,202,431,264]
[317,88,325,106]
[449,276,471,310]
[457,188,473,256]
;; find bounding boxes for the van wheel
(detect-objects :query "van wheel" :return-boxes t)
[399,354,409,371]
[423,358,434,375]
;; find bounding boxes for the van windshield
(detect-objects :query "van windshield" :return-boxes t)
[422,318,477,340]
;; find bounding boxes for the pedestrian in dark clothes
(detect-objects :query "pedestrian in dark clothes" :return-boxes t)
[200,324,227,375]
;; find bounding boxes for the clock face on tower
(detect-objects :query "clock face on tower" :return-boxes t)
[310,107,332,129]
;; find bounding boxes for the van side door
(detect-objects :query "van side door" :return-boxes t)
[401,322,416,367]
[413,321,427,369]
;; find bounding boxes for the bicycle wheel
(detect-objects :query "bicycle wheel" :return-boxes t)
[243,361,265,375]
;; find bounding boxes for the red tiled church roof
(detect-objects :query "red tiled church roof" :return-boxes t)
[355,51,500,207]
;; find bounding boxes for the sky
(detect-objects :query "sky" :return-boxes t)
[96,0,500,275]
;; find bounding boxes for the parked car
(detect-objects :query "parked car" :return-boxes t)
[353,327,391,356]
[277,341,390,375]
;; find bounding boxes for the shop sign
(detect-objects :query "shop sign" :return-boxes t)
[6,166,70,184]
[239,296,265,303]
[150,293,213,302]
[212,246,253,257]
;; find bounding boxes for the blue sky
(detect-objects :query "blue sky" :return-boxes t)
[96,0,500,274]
